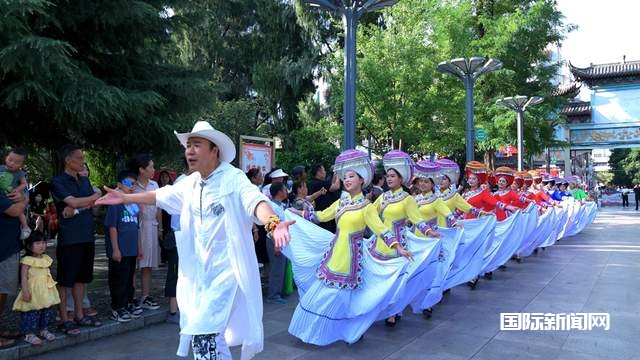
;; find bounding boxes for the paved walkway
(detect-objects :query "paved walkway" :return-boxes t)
[6,206,640,360]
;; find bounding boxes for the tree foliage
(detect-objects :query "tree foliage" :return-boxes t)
[608,148,640,187]
[173,0,319,147]
[318,0,572,163]
[0,0,214,162]
[276,95,341,173]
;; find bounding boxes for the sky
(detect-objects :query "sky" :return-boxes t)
[556,0,640,66]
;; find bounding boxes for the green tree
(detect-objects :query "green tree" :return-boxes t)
[319,0,572,161]
[0,0,214,174]
[276,95,341,172]
[621,149,640,185]
[173,0,318,146]
[609,148,632,186]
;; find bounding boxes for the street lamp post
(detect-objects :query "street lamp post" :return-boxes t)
[304,0,398,150]
[437,57,502,163]
[496,95,544,171]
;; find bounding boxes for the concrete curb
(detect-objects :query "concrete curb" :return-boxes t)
[0,310,167,359]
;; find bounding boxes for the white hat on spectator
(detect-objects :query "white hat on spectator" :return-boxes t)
[269,169,288,178]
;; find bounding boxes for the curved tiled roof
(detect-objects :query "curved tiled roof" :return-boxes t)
[569,60,640,87]
[552,82,581,97]
[561,101,591,116]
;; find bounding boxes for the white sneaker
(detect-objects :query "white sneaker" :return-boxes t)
[20,227,32,240]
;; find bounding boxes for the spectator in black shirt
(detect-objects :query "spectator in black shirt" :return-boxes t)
[307,163,340,233]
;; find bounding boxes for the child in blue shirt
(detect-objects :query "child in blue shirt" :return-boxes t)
[104,171,141,322]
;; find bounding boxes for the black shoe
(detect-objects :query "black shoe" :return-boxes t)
[498,265,507,271]
[443,289,451,295]
[483,272,493,280]
[533,248,539,254]
[422,308,433,318]
[467,278,478,290]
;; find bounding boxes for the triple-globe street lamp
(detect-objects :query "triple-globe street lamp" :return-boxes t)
[437,57,503,163]
[496,95,544,171]
[304,0,398,150]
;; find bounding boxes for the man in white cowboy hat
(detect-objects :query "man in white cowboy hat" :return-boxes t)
[96,120,294,360]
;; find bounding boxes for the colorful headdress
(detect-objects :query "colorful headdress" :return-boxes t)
[528,170,542,184]
[464,161,487,184]
[414,160,441,183]
[436,158,460,185]
[514,171,526,187]
[383,150,415,187]
[334,149,374,187]
[487,170,497,187]
[522,172,533,186]
[495,166,515,186]
[541,174,551,183]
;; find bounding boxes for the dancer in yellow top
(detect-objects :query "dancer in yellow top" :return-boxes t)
[369,150,440,327]
[286,149,412,345]
[413,160,457,229]
[435,158,481,223]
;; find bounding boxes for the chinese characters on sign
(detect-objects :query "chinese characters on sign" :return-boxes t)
[570,125,640,147]
[500,313,610,331]
[240,141,273,174]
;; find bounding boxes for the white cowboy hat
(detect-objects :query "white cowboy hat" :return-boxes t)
[174,121,236,163]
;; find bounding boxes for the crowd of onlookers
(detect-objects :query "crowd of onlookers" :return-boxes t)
[0,145,180,349]
[245,163,356,303]
[0,142,360,349]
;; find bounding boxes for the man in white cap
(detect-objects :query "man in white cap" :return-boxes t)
[96,121,294,360]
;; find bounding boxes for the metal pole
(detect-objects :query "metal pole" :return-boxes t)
[516,110,524,171]
[464,76,475,162]
[546,147,551,173]
[343,8,357,150]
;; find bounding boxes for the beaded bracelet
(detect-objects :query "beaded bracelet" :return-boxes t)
[264,214,281,235]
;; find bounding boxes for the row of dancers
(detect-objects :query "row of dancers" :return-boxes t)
[276,149,597,345]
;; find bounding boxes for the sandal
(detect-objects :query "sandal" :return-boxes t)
[24,334,42,346]
[58,321,81,335]
[83,307,98,317]
[75,316,102,327]
[39,330,56,341]
[0,337,15,349]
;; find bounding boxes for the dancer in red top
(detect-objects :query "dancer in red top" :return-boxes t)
[528,170,553,209]
[492,167,525,221]
[462,162,518,219]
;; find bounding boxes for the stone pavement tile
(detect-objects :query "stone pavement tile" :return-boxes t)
[553,350,627,360]
[263,317,293,339]
[494,329,570,348]
[264,329,325,353]
[470,338,563,360]
[566,253,610,265]
[439,308,501,337]
[562,331,640,359]
[385,350,467,360]
[388,324,492,359]
[527,289,590,305]
[282,335,397,360]
[543,282,598,297]
[569,313,640,343]
[253,341,314,360]
[363,313,444,343]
